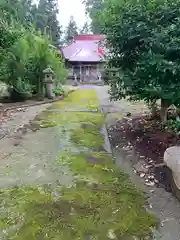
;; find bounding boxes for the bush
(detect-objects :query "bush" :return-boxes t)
[0,18,67,101]
[8,78,33,101]
[53,86,65,96]
[0,82,9,99]
[164,119,180,133]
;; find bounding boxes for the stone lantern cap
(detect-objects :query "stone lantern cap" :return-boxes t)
[43,67,54,83]
[43,67,54,74]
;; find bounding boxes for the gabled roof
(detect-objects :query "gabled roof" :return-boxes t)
[73,34,105,41]
[61,36,105,63]
[69,47,103,62]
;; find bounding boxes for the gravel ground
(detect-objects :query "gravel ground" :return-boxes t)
[0,104,50,137]
[0,104,51,161]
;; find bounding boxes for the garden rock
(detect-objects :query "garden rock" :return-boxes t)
[0,103,3,108]
[164,146,180,190]
[134,161,148,173]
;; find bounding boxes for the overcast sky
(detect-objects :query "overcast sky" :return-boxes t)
[57,0,87,29]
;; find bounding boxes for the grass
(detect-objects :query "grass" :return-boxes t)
[0,88,156,239]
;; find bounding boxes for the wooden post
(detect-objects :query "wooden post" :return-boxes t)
[72,65,74,76]
[97,64,99,81]
[80,65,82,83]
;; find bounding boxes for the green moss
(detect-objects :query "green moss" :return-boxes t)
[47,112,104,125]
[40,120,57,128]
[71,123,104,151]
[0,153,156,239]
[38,112,104,129]
[56,151,157,239]
[34,89,102,129]
[52,89,99,111]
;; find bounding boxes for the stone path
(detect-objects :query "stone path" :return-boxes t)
[0,87,155,239]
[95,85,180,240]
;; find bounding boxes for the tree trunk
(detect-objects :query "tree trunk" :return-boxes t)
[152,105,157,118]
[147,100,158,119]
[160,99,170,122]
[151,100,158,118]
[38,77,44,99]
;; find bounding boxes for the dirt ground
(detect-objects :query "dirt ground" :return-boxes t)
[108,116,180,191]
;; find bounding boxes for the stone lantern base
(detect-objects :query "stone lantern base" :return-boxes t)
[44,81,54,99]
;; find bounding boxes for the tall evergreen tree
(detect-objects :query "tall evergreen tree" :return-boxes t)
[64,16,78,43]
[34,0,62,46]
[83,0,104,34]
[0,0,33,26]
[79,22,91,34]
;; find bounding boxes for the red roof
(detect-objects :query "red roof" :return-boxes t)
[73,34,105,41]
[62,36,105,62]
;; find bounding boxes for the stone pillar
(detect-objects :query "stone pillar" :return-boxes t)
[43,67,55,99]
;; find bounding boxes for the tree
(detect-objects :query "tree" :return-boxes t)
[1,26,67,97]
[0,1,67,99]
[103,0,180,122]
[0,0,33,27]
[34,0,62,46]
[79,22,91,34]
[83,0,104,34]
[64,16,78,43]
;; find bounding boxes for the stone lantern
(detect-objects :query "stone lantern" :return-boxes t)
[109,68,120,78]
[43,67,55,99]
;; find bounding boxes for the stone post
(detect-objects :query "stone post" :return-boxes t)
[43,67,55,99]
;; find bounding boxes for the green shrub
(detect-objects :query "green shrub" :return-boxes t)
[164,119,180,133]
[8,78,33,101]
[53,86,65,96]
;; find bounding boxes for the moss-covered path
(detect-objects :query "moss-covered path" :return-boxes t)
[0,88,156,239]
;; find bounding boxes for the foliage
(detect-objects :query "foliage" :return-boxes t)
[53,86,65,96]
[0,0,34,27]
[0,18,25,87]
[64,16,78,43]
[33,0,62,46]
[0,0,66,101]
[103,0,180,121]
[79,21,91,34]
[0,82,9,98]
[0,17,23,61]
[164,119,180,133]
[0,18,67,100]
[0,0,62,45]
[83,0,104,34]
